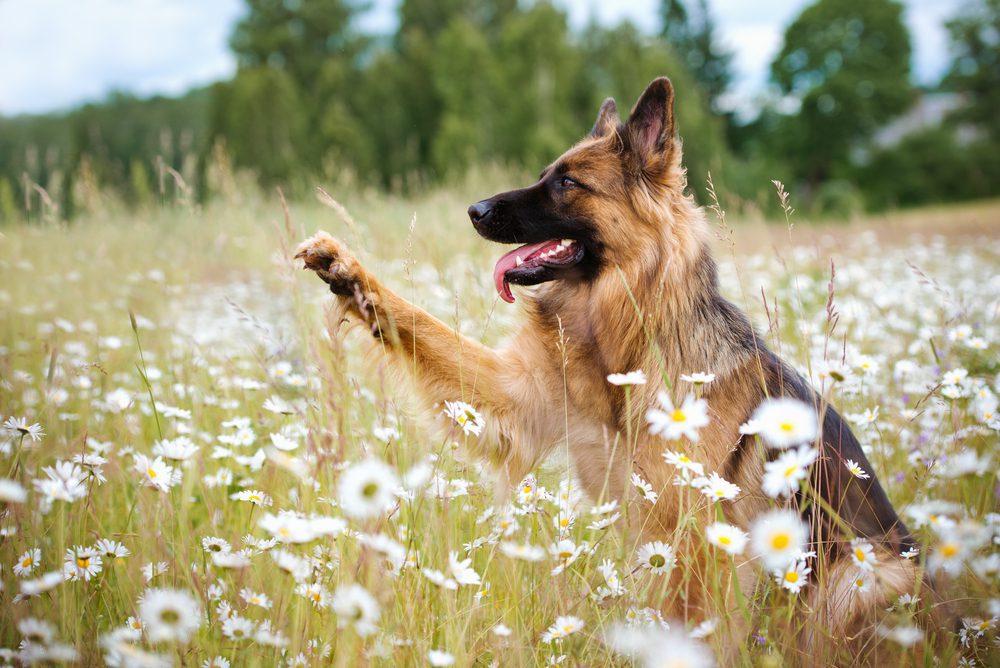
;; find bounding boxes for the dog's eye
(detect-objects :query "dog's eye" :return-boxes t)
[559,176,579,190]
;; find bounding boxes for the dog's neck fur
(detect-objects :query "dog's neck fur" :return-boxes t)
[526,188,758,406]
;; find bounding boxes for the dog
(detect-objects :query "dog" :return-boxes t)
[296,78,944,663]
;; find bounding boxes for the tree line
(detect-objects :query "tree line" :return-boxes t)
[0,0,997,223]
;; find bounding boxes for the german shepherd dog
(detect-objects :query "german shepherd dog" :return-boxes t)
[296,78,940,662]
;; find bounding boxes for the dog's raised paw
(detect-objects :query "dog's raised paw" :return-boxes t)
[294,231,359,296]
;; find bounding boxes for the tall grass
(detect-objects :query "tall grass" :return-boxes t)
[0,187,997,666]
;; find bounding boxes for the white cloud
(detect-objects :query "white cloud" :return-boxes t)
[0,0,243,115]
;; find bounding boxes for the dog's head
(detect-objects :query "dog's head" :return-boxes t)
[469,77,687,303]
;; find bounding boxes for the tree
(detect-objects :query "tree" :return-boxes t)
[770,0,913,187]
[943,0,1000,140]
[659,0,733,112]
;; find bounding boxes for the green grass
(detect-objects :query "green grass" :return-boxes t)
[0,186,997,666]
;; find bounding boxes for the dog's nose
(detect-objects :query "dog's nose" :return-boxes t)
[468,200,492,224]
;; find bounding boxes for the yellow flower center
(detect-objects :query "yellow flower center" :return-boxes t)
[854,547,866,562]
[771,533,790,550]
[718,536,731,545]
[940,543,958,558]
[249,495,261,502]
[559,518,569,527]
[522,486,532,494]
[21,557,32,567]
[779,422,795,433]
[784,465,799,478]
[785,571,799,583]
[147,467,157,478]
[671,409,687,422]
[76,556,90,568]
[854,578,864,588]
[678,455,690,463]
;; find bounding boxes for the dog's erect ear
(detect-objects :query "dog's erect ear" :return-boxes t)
[624,77,676,162]
[590,98,619,138]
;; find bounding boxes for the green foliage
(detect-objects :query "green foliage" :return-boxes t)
[858,127,1000,209]
[770,0,914,186]
[943,0,1000,140]
[659,0,733,112]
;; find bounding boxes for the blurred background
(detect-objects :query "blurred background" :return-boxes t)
[0,0,997,222]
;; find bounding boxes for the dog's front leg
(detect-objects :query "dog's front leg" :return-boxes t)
[295,231,551,483]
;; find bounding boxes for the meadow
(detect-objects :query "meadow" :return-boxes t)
[0,178,998,666]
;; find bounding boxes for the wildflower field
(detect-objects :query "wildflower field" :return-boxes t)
[0,185,998,666]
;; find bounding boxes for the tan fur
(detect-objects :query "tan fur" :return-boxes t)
[295,79,930,658]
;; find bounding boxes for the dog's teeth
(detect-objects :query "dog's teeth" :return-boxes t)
[556,244,565,251]
[561,239,574,246]
[515,256,524,267]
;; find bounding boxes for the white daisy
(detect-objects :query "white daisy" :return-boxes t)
[63,545,102,581]
[338,458,400,520]
[443,400,485,436]
[607,370,647,386]
[849,538,878,572]
[646,392,710,442]
[761,445,818,498]
[14,548,41,577]
[331,584,380,637]
[428,650,455,666]
[636,541,675,575]
[230,489,273,506]
[844,459,870,479]
[138,588,202,643]
[541,615,585,643]
[705,522,749,555]
[750,509,809,570]
[775,560,811,594]
[751,398,818,448]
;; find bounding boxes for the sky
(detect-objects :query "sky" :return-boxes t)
[0,0,963,117]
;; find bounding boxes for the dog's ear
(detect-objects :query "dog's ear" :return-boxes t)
[590,97,619,138]
[624,77,676,165]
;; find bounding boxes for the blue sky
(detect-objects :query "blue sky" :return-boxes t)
[0,0,961,116]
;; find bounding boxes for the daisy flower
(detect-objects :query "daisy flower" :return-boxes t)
[849,538,878,572]
[844,459,870,479]
[662,450,705,479]
[500,542,545,561]
[630,472,658,504]
[201,537,232,554]
[775,560,811,594]
[240,588,273,609]
[636,541,675,575]
[338,458,400,520]
[422,567,457,591]
[750,510,808,570]
[230,489,273,507]
[3,416,45,442]
[761,445,818,498]
[142,561,169,582]
[20,571,65,597]
[549,539,584,575]
[63,545,102,581]
[0,478,27,503]
[607,370,647,386]
[705,522,749,555]
[646,392,710,442]
[695,472,741,502]
[14,548,41,577]
[138,588,202,643]
[331,584,380,637]
[94,539,130,561]
[222,615,255,641]
[542,615,585,643]
[448,551,482,586]
[751,398,818,449]
[850,572,871,594]
[680,372,716,385]
[443,400,485,436]
[428,650,456,666]
[133,454,180,493]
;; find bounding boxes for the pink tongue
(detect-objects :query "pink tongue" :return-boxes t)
[492,240,559,303]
